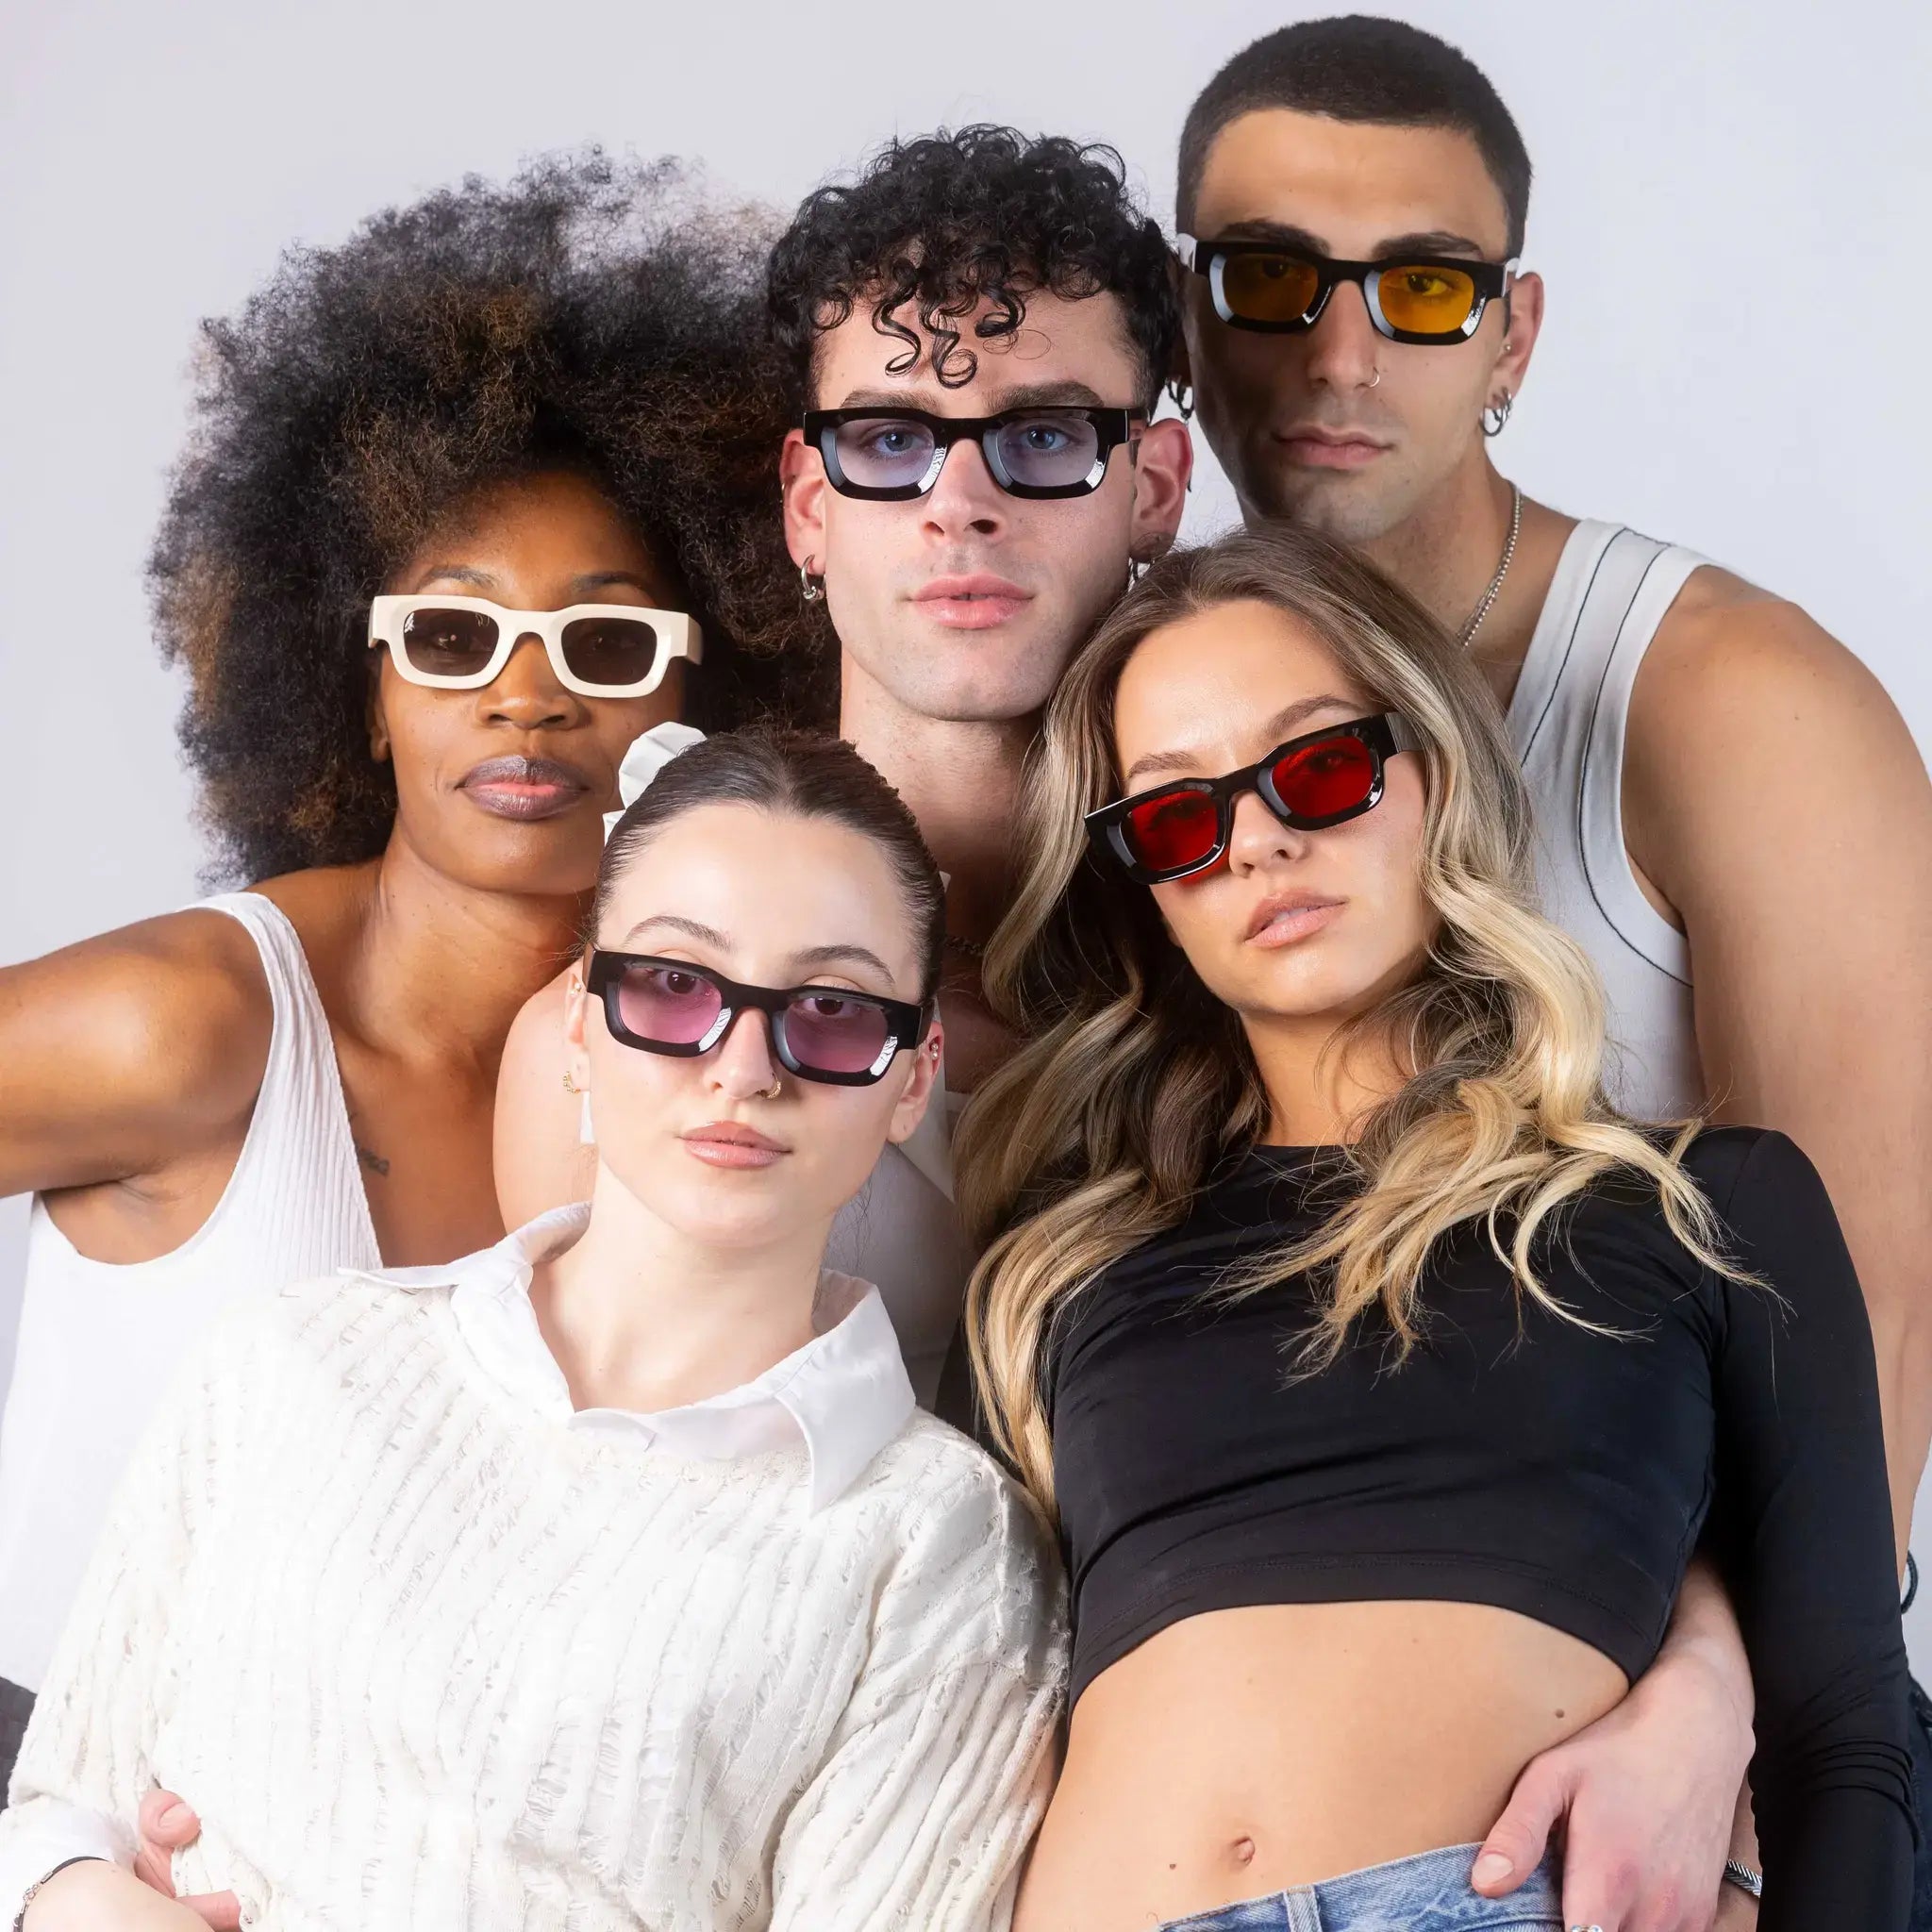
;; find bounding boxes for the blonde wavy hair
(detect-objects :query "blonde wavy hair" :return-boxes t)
[958,522,1745,1515]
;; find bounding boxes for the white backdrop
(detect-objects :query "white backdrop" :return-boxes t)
[3,0,1930,1642]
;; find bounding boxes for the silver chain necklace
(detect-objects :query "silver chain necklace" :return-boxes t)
[1459,481,1523,647]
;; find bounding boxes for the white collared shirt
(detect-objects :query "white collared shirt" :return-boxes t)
[0,1208,1064,1931]
[356,1205,917,1514]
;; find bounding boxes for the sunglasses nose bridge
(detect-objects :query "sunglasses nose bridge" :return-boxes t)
[705,1000,783,1092]
[1303,276,1385,381]
[1226,783,1307,871]
[921,430,1007,527]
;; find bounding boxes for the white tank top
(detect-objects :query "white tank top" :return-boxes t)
[1506,521,1708,1120]
[0,891,378,1690]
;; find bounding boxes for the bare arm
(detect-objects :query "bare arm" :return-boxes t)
[1626,584,1932,1559]
[491,965,594,1231]
[0,913,269,1215]
[1474,1555,1754,1930]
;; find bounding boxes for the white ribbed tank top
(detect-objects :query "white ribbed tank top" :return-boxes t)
[1507,521,1708,1120]
[0,892,378,1690]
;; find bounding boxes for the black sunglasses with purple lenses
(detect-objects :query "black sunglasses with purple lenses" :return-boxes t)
[1086,713,1422,885]
[587,952,930,1087]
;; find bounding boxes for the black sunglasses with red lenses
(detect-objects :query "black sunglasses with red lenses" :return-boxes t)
[586,952,931,1087]
[1085,713,1422,885]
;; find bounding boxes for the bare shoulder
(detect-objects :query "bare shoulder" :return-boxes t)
[1624,563,1931,906]
[2,905,275,1124]
[1635,563,1906,741]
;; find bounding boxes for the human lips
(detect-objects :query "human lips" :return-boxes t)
[681,1120,790,1171]
[458,754,593,821]
[1243,890,1346,947]
[1273,425,1391,471]
[909,574,1034,629]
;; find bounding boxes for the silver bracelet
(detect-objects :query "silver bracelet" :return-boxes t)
[13,1856,107,1931]
[1723,1857,1764,1899]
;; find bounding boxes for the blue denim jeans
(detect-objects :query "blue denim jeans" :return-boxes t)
[1155,1842,1563,1932]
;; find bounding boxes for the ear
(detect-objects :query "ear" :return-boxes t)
[563,966,593,1098]
[780,427,828,575]
[1128,418,1192,562]
[1492,269,1545,404]
[884,1021,944,1147]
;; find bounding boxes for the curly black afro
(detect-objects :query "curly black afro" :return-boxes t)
[150,150,806,886]
[766,125,1180,413]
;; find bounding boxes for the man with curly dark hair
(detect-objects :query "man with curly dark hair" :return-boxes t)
[494,126,1192,1408]
[0,151,796,1821]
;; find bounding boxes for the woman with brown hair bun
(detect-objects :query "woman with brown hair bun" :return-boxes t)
[960,523,1910,1932]
[0,150,795,1784]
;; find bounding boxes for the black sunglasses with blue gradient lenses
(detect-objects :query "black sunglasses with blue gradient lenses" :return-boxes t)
[802,405,1141,501]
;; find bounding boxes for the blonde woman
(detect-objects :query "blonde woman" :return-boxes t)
[959,525,1909,1932]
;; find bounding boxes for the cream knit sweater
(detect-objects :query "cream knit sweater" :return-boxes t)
[0,1273,1065,1930]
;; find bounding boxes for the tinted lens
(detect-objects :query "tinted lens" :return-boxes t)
[612,962,724,1046]
[1219,250,1323,324]
[1374,264,1478,336]
[832,417,939,491]
[559,614,661,689]
[779,992,893,1075]
[399,606,500,678]
[991,411,1103,490]
[1121,787,1223,875]
[1270,733,1377,821]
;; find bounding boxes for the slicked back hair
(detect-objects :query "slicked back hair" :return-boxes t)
[1177,15,1532,254]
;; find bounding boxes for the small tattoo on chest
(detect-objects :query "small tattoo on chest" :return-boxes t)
[356,1142,391,1178]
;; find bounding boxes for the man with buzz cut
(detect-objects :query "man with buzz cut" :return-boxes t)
[1174,16,1932,1927]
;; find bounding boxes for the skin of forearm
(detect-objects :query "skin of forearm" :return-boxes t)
[1660,1556,1753,1734]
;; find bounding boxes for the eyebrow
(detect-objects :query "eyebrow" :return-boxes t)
[406,567,663,601]
[615,917,897,988]
[831,377,1114,414]
[1207,218,1496,261]
[1121,693,1365,788]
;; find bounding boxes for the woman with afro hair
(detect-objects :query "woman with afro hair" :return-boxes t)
[0,150,800,1777]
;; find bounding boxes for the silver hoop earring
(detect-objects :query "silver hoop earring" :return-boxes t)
[1482,391,1513,438]
[799,559,825,604]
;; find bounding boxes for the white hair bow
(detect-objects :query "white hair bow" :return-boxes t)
[604,721,706,841]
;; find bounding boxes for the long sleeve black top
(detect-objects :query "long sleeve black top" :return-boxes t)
[1046,1127,1912,1930]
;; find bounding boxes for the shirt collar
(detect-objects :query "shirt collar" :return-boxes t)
[337,1207,914,1513]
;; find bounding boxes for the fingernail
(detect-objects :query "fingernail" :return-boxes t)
[158,1802,192,1831]
[1472,1852,1512,1886]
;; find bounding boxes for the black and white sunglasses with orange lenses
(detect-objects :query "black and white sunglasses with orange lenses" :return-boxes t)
[369,595,701,698]
[1178,236,1516,345]
[1086,713,1423,885]
[587,952,932,1087]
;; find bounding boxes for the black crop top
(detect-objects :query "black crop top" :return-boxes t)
[1047,1127,1911,1929]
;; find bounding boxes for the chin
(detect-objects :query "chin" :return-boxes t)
[432,821,605,899]
[1244,470,1406,548]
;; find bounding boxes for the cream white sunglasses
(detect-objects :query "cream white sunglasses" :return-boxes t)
[368,594,702,698]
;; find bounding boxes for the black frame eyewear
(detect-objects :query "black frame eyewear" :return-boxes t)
[802,406,1141,501]
[1178,235,1515,344]
[586,951,930,1087]
[1085,713,1422,885]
